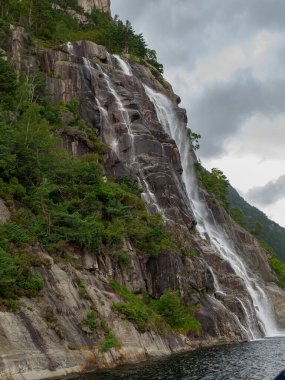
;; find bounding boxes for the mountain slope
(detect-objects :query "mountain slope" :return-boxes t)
[228,185,285,261]
[0,1,285,379]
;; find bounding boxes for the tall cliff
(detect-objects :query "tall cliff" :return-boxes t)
[0,3,285,380]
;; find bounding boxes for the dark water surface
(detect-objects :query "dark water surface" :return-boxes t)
[67,337,285,380]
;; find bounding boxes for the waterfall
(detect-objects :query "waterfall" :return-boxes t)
[82,54,162,214]
[144,84,279,338]
[114,55,132,76]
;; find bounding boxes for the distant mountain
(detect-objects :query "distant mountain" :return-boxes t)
[228,185,285,262]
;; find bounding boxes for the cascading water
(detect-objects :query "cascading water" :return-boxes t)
[81,53,162,214]
[143,84,279,338]
[95,64,136,163]
[114,55,133,76]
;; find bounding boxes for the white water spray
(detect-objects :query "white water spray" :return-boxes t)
[95,64,136,162]
[144,84,279,338]
[114,55,132,76]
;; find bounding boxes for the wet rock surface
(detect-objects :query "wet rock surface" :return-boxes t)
[0,37,285,380]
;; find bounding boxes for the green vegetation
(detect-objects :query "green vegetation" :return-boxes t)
[83,310,97,331]
[0,1,163,73]
[260,241,285,289]
[228,207,246,227]
[151,291,201,333]
[111,280,201,334]
[0,58,175,305]
[100,331,120,352]
[82,307,119,352]
[0,248,44,300]
[187,129,201,151]
[77,278,91,300]
[227,185,285,262]
[195,163,229,206]
[112,251,132,267]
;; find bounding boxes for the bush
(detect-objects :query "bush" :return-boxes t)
[195,163,229,206]
[112,251,131,267]
[0,249,18,297]
[83,310,97,331]
[100,331,119,352]
[152,291,201,333]
[22,273,44,292]
[0,248,44,299]
[229,207,245,227]
[111,281,201,335]
[260,240,285,289]
[113,302,150,332]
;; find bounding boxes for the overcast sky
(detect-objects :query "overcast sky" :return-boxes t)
[112,0,285,227]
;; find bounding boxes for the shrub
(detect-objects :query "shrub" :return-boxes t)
[112,251,131,267]
[0,248,44,299]
[100,331,119,352]
[84,310,97,331]
[113,302,150,332]
[0,249,18,297]
[22,273,44,292]
[229,207,245,227]
[260,240,285,289]
[195,163,229,206]
[152,291,201,334]
[111,281,201,335]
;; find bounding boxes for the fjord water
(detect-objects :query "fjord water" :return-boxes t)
[66,337,285,380]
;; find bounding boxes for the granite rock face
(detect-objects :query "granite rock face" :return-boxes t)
[77,0,111,14]
[1,33,284,379]
[0,199,10,224]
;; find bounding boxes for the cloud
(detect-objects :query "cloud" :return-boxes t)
[227,115,285,160]
[190,73,285,157]
[111,0,285,226]
[247,175,285,205]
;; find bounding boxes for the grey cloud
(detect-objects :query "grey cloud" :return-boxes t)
[111,0,285,71]
[189,72,285,157]
[247,175,285,205]
[111,0,285,157]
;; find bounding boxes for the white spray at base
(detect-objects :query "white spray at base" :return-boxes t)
[144,84,279,339]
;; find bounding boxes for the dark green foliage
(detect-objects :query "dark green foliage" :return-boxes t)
[113,302,150,332]
[250,220,262,236]
[227,185,285,262]
[187,129,201,151]
[100,331,119,352]
[0,2,163,75]
[151,291,201,333]
[84,310,97,331]
[111,280,201,334]
[112,251,131,267]
[0,222,31,245]
[0,249,18,295]
[145,49,164,74]
[111,280,162,332]
[229,207,246,227]
[259,240,285,289]
[0,248,44,299]
[0,61,177,305]
[195,163,229,206]
[0,58,17,92]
